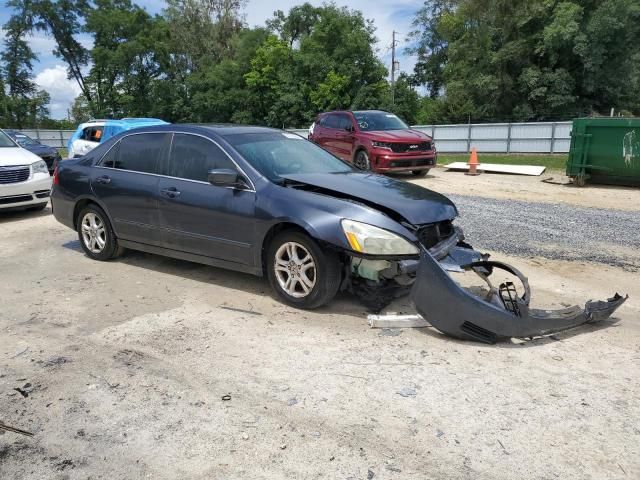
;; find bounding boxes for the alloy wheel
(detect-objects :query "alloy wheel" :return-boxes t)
[274,241,317,298]
[81,212,106,254]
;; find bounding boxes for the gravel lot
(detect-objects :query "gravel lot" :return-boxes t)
[1,172,639,479]
[451,194,640,270]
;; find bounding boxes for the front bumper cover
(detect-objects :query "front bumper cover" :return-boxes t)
[411,247,627,344]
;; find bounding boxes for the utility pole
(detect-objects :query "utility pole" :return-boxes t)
[391,30,397,105]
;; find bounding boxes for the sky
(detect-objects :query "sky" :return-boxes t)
[0,0,420,119]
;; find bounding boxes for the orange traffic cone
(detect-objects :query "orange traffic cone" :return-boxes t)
[466,147,481,176]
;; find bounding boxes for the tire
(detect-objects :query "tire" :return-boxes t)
[76,204,124,261]
[412,169,430,177]
[266,230,342,309]
[354,150,371,171]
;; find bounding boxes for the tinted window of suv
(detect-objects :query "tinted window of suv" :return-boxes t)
[100,142,120,168]
[323,114,341,129]
[167,133,235,182]
[337,114,353,131]
[112,133,169,174]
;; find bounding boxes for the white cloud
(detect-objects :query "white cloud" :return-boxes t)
[34,65,82,119]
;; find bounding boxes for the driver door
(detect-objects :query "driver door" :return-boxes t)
[157,133,256,266]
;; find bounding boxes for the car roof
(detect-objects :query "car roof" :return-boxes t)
[321,110,390,115]
[114,123,283,137]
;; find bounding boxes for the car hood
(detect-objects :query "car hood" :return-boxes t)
[358,129,432,142]
[0,147,42,166]
[281,172,457,225]
[25,144,57,156]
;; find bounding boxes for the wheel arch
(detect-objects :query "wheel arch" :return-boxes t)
[72,196,112,230]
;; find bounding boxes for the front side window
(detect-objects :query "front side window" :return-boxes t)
[226,132,354,183]
[323,114,341,129]
[166,134,236,182]
[108,133,169,174]
[337,114,354,131]
[82,126,104,143]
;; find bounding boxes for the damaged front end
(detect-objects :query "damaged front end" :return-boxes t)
[410,247,627,344]
[346,219,470,311]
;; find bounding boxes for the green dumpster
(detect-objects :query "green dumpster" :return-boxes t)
[566,117,640,187]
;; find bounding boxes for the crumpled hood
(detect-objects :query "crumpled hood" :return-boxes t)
[0,147,42,166]
[281,172,457,225]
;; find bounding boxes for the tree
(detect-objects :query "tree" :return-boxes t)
[406,0,455,97]
[2,0,50,127]
[410,0,640,122]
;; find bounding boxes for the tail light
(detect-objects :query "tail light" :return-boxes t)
[53,165,59,185]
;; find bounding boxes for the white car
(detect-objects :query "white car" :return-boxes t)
[0,129,53,211]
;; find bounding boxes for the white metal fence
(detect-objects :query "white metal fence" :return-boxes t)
[16,121,572,154]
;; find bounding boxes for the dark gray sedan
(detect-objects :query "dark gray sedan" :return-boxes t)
[51,124,468,309]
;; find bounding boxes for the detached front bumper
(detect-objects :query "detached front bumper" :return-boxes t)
[411,247,627,343]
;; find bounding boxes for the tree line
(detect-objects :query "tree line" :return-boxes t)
[1,0,639,130]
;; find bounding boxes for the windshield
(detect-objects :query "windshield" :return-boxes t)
[353,111,409,131]
[226,132,354,183]
[0,130,17,148]
[13,133,38,146]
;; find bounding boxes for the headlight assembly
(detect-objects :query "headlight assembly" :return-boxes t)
[31,160,48,175]
[341,219,419,255]
[371,141,393,150]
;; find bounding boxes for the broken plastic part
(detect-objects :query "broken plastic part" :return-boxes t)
[411,248,627,344]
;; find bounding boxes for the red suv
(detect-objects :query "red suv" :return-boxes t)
[309,110,437,176]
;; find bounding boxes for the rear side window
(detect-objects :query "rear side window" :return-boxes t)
[166,133,236,182]
[109,133,169,174]
[100,142,120,168]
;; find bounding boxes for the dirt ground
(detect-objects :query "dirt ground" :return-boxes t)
[1,172,639,479]
[409,166,640,211]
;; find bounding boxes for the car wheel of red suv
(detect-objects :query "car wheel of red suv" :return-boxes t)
[354,150,370,171]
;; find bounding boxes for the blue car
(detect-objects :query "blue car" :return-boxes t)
[67,118,168,158]
[52,124,465,309]
[5,129,61,173]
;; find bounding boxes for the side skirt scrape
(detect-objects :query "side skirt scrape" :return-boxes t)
[410,248,627,344]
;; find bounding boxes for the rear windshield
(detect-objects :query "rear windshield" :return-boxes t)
[225,132,354,183]
[353,111,409,131]
[0,130,17,147]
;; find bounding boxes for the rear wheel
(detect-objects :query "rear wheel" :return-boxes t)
[354,150,371,171]
[412,169,430,177]
[77,204,123,261]
[267,231,341,309]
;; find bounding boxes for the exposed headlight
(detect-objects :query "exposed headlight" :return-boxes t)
[341,219,419,255]
[371,141,393,150]
[31,160,48,175]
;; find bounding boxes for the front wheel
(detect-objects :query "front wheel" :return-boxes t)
[354,150,371,171]
[267,231,342,309]
[77,204,124,261]
[412,169,430,177]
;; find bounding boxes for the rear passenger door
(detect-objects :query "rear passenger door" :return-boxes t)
[92,132,170,245]
[157,133,256,266]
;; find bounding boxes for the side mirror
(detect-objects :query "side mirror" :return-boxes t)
[207,168,249,189]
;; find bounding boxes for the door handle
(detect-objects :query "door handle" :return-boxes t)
[95,175,111,184]
[161,187,181,198]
